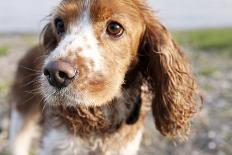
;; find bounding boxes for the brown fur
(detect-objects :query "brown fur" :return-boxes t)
[11,46,45,114]
[10,0,201,154]
[136,5,201,136]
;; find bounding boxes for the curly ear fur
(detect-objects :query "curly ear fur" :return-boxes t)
[138,5,201,137]
[40,23,58,50]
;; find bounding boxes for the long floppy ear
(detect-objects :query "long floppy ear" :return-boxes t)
[139,8,201,137]
[40,23,58,50]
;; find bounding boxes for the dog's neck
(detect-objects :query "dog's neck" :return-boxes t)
[46,64,144,137]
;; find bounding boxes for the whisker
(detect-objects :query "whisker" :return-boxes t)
[24,88,41,95]
[21,95,36,105]
[21,73,42,80]
[20,78,41,88]
[19,66,41,73]
[23,84,43,94]
[42,91,57,113]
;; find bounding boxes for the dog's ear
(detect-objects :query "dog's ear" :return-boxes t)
[139,8,200,137]
[40,23,57,51]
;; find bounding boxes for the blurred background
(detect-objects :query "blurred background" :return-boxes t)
[0,0,231,155]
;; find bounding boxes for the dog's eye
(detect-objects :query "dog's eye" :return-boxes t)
[55,18,65,36]
[106,21,124,38]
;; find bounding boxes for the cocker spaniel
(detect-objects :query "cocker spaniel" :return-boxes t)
[9,0,200,155]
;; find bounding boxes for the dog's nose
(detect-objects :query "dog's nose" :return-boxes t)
[43,61,76,89]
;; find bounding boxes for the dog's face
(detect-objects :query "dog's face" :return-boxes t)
[40,0,145,107]
[40,0,200,137]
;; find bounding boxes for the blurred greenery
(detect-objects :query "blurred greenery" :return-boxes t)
[0,81,10,94]
[1,151,10,155]
[0,76,12,95]
[199,67,218,76]
[0,46,9,56]
[22,34,38,46]
[173,28,232,56]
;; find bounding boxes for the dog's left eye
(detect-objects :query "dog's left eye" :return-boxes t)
[106,21,124,38]
[54,18,65,36]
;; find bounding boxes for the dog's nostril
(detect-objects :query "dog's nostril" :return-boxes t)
[43,68,53,83]
[43,61,77,89]
[44,69,50,77]
[58,71,66,79]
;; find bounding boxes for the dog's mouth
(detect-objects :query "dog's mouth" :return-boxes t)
[40,86,86,108]
[40,70,123,108]
[40,75,91,107]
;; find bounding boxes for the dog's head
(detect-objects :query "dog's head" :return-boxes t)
[41,0,145,107]
[40,0,200,136]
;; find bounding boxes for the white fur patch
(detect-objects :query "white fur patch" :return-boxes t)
[9,108,38,155]
[120,129,143,155]
[39,127,89,155]
[39,127,69,155]
[40,127,143,155]
[46,0,103,72]
[9,108,23,146]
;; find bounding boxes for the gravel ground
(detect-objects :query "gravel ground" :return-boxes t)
[0,35,231,155]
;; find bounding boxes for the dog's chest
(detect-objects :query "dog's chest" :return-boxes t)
[40,126,143,155]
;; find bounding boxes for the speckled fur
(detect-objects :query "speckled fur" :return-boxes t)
[9,0,201,155]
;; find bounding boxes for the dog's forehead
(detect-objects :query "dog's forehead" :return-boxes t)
[56,0,140,22]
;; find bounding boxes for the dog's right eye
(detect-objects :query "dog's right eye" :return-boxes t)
[55,18,65,36]
[106,21,124,38]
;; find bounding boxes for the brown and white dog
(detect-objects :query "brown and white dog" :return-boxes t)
[9,0,201,155]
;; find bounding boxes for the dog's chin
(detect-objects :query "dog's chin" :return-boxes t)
[42,90,119,108]
[40,80,121,108]
[40,71,125,108]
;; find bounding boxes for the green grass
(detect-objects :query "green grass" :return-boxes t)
[173,28,232,56]
[0,46,9,56]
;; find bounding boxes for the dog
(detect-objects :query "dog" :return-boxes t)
[9,0,201,155]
